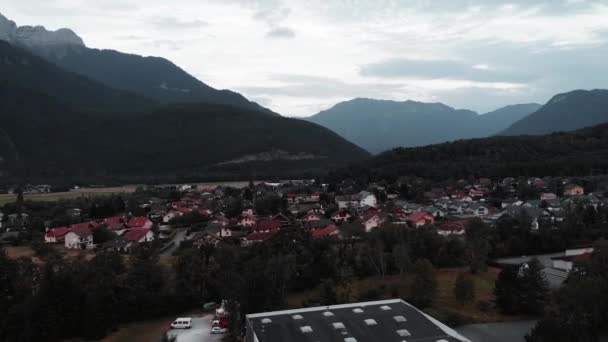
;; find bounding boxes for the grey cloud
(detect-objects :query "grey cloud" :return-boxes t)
[150,17,208,30]
[241,74,409,99]
[360,58,534,83]
[265,26,295,39]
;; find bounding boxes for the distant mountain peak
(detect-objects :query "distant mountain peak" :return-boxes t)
[0,12,84,47]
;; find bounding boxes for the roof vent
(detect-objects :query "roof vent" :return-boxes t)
[292,314,303,320]
[344,338,357,342]
[364,319,378,326]
[261,318,272,324]
[353,308,364,313]
[333,322,346,330]
[323,311,334,317]
[300,326,313,333]
[380,305,392,311]
[393,315,407,322]
[396,329,411,337]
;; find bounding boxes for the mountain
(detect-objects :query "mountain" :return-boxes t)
[307,98,540,153]
[476,103,542,134]
[0,12,274,115]
[501,89,608,136]
[0,83,368,182]
[0,24,369,182]
[331,123,608,182]
[0,40,152,112]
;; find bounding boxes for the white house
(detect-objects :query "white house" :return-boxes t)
[65,227,93,249]
[124,228,155,243]
[358,191,378,208]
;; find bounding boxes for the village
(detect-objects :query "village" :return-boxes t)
[1,176,601,254]
[1,176,607,342]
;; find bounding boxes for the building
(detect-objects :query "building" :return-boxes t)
[564,184,584,196]
[64,226,93,249]
[245,299,470,342]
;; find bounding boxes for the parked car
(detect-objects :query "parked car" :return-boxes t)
[170,317,192,329]
[211,327,226,334]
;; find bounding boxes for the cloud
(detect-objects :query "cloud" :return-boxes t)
[360,58,534,83]
[265,26,295,39]
[150,17,208,30]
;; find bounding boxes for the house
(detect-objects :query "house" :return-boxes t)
[242,231,278,246]
[65,226,94,249]
[44,227,70,243]
[437,220,467,237]
[163,211,183,223]
[101,238,132,253]
[331,210,352,223]
[212,215,230,227]
[335,195,359,210]
[358,191,378,208]
[104,216,127,226]
[124,228,154,243]
[242,208,256,217]
[272,213,290,227]
[540,193,557,201]
[362,213,386,232]
[310,224,340,239]
[407,211,434,228]
[128,216,153,229]
[302,212,323,222]
[244,299,471,342]
[468,203,489,217]
[564,184,584,196]
[66,208,82,218]
[253,219,282,232]
[239,215,258,227]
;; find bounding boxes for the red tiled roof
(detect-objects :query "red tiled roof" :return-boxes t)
[70,225,92,238]
[574,252,593,263]
[311,225,338,238]
[254,219,282,231]
[438,220,468,231]
[46,227,70,238]
[407,211,432,222]
[245,230,278,242]
[103,216,126,225]
[71,221,98,230]
[124,228,151,242]
[128,216,151,228]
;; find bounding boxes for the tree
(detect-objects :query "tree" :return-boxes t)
[517,259,549,314]
[319,279,338,305]
[494,266,519,314]
[408,258,437,308]
[453,272,476,305]
[93,226,115,244]
[391,243,411,274]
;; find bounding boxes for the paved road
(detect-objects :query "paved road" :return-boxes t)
[167,314,224,342]
[457,320,537,342]
[161,228,188,256]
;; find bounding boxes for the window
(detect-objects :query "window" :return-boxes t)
[353,308,364,313]
[333,322,346,330]
[323,311,334,317]
[300,326,313,333]
[393,315,407,322]
[292,314,303,320]
[396,329,411,337]
[380,305,392,311]
[364,319,377,326]
[261,318,272,324]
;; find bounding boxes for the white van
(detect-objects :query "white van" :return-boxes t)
[170,317,193,329]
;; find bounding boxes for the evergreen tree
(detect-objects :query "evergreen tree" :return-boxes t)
[453,272,476,305]
[408,259,437,308]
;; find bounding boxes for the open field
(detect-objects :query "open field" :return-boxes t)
[3,244,96,263]
[288,267,516,324]
[0,186,137,205]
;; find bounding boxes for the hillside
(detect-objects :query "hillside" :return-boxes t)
[0,85,369,183]
[331,123,608,182]
[0,41,152,113]
[307,98,540,153]
[502,89,608,136]
[0,12,273,115]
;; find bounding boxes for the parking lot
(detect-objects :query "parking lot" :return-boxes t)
[167,314,224,342]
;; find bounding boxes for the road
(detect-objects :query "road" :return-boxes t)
[167,314,224,342]
[161,228,188,256]
[457,320,537,342]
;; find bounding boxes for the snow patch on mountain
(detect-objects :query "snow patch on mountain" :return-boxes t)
[0,12,84,47]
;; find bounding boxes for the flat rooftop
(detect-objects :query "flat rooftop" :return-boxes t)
[246,299,470,342]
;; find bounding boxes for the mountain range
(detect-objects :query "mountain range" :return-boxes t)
[0,15,368,182]
[306,99,541,153]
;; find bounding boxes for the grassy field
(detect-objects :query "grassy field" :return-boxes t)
[288,267,515,324]
[0,186,137,205]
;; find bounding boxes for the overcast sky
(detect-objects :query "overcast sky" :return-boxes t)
[2,0,608,116]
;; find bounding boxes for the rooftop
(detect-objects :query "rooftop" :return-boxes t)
[246,299,469,342]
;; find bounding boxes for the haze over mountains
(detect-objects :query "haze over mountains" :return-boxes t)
[307,99,541,153]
